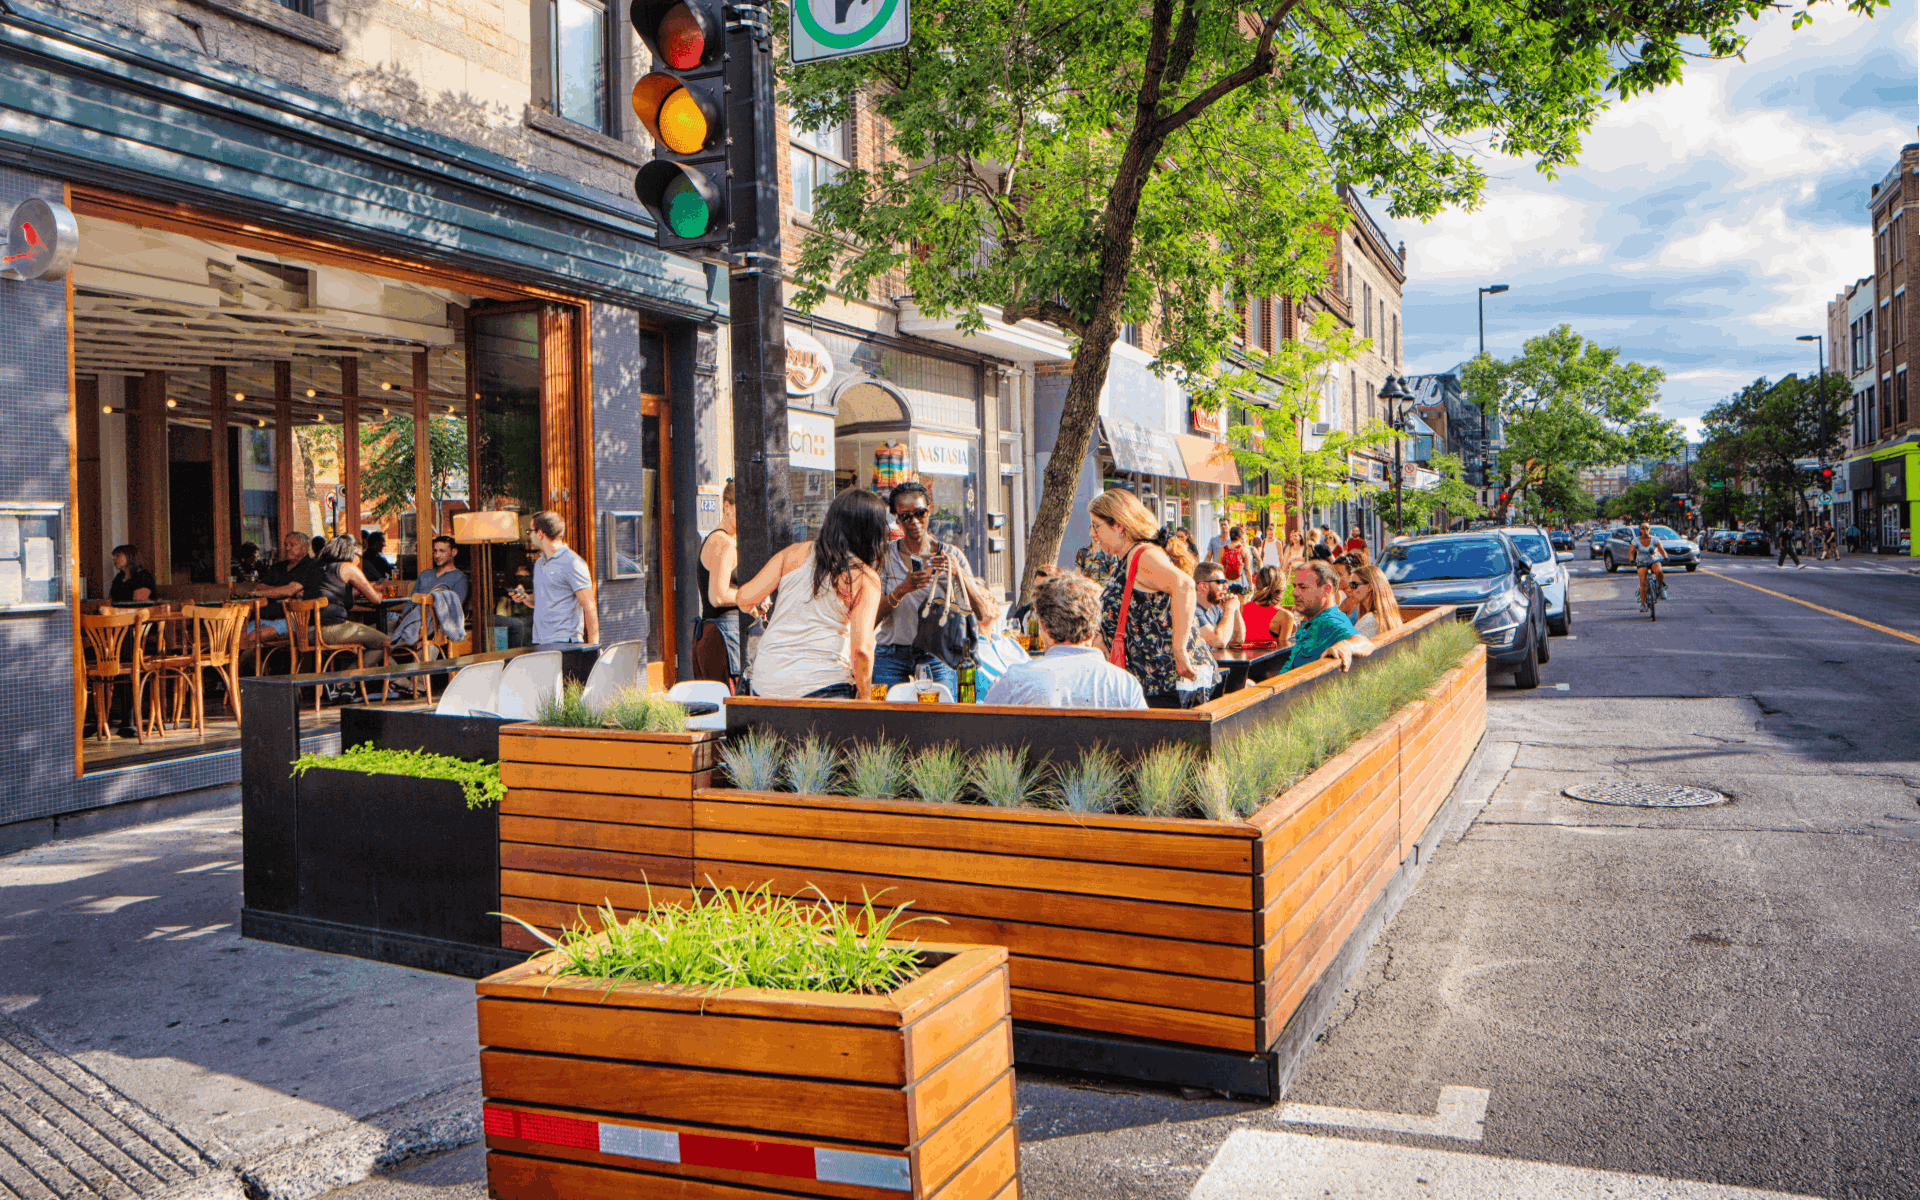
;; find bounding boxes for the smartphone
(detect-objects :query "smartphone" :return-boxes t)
[910,556,924,573]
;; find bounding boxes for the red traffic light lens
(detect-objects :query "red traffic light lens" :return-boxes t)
[661,173,711,238]
[656,3,706,69]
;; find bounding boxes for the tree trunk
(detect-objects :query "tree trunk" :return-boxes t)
[1021,325,1120,602]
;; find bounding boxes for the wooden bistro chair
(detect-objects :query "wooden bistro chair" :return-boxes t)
[383,593,438,703]
[180,603,249,731]
[140,607,210,739]
[80,610,148,743]
[284,598,371,713]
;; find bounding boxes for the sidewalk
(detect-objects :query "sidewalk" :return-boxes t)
[0,802,484,1199]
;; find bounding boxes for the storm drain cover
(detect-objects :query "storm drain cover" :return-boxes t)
[1563,782,1726,808]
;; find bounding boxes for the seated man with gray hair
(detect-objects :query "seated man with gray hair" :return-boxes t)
[983,573,1146,709]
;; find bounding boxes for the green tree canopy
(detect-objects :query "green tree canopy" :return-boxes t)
[784,0,1886,594]
[1461,325,1681,521]
[1699,373,1850,526]
[361,414,468,522]
[1396,454,1484,535]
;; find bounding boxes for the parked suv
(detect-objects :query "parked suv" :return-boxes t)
[1507,525,1576,636]
[1382,531,1548,689]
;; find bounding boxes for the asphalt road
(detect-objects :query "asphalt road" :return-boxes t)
[1014,543,1920,1200]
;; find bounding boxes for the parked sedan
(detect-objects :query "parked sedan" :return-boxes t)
[1732,530,1770,555]
[1507,525,1576,635]
[1603,525,1699,573]
[1549,529,1574,552]
[1383,531,1548,689]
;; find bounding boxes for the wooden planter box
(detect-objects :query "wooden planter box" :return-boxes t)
[495,725,720,948]
[492,627,1487,1096]
[478,942,1018,1200]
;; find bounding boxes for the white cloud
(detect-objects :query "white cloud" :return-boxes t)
[1407,192,1605,280]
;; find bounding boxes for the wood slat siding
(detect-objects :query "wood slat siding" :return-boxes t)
[477,944,1017,1199]
[497,727,717,941]
[494,647,1488,1060]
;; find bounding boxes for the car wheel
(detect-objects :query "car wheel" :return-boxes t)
[1549,609,1570,636]
[1512,628,1542,689]
[1536,622,1551,663]
[1605,554,1619,573]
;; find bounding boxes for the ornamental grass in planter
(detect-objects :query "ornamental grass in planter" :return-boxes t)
[480,887,1018,1200]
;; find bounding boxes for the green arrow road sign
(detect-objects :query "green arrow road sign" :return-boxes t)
[790,0,908,62]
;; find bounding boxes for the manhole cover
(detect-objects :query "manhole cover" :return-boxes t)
[1563,782,1726,808]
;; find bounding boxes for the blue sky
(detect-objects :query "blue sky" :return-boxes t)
[1367,1,1919,438]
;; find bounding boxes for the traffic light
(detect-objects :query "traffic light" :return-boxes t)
[1820,467,1834,487]
[631,0,730,252]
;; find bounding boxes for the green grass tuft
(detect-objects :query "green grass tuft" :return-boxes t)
[1054,744,1128,814]
[534,680,599,728]
[904,743,969,805]
[290,744,504,809]
[526,884,936,995]
[783,734,841,795]
[601,684,689,732]
[719,727,784,791]
[969,745,1042,809]
[841,739,908,800]
[1131,743,1196,818]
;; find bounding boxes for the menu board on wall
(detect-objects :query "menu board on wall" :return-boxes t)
[0,505,62,612]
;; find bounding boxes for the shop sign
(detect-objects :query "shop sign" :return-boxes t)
[915,435,973,476]
[1190,404,1224,435]
[785,328,835,397]
[788,410,836,472]
[2,199,78,282]
[1100,416,1183,478]
[1877,458,1906,503]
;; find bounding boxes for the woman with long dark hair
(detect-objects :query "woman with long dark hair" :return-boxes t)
[735,488,889,699]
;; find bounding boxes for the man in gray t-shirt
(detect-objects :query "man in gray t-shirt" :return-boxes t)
[874,482,995,690]
[515,511,599,647]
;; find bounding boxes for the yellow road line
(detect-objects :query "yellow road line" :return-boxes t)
[1700,570,1920,647]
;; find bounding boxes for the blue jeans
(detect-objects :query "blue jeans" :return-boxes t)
[873,643,958,693]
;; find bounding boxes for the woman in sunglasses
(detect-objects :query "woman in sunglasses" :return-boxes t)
[873,481,996,693]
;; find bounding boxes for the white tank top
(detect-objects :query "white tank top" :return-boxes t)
[750,559,854,698]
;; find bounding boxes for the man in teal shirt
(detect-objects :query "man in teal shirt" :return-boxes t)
[1283,560,1376,673]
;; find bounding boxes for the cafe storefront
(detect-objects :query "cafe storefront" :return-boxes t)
[0,6,722,840]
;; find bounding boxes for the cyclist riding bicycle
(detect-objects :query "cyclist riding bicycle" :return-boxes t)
[1632,523,1666,610]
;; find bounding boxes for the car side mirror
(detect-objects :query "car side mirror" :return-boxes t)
[1555,551,1573,563]
[1515,561,1531,576]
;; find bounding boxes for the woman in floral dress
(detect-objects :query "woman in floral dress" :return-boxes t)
[1087,488,1214,708]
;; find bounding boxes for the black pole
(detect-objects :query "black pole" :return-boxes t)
[727,0,790,580]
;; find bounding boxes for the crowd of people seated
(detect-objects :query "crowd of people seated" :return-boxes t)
[728,485,1387,711]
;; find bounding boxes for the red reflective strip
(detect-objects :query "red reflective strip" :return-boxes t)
[678,1133,817,1180]
[483,1106,598,1151]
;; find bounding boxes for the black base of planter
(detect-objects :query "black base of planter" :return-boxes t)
[1014,1023,1278,1099]
[243,908,526,979]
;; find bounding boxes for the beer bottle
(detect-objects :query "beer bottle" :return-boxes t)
[958,656,977,704]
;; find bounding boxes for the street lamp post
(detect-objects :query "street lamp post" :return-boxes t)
[1378,374,1416,536]
[1796,333,1828,528]
[1476,284,1509,503]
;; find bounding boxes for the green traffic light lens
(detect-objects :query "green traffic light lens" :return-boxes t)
[663,174,711,238]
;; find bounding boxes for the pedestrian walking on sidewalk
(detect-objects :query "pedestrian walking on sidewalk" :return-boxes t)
[1819,524,1838,561]
[1776,520,1804,569]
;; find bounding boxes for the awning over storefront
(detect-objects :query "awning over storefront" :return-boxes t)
[1174,432,1240,486]
[1101,416,1185,478]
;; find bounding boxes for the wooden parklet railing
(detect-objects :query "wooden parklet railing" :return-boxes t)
[494,611,1486,1095]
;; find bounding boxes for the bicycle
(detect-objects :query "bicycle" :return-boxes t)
[1637,566,1667,621]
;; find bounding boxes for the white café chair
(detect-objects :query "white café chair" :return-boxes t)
[473,651,562,721]
[434,661,504,717]
[666,679,730,732]
[884,681,954,704]
[580,640,645,711]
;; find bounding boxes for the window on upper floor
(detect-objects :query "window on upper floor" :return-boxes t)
[1877,230,1887,274]
[1895,219,1906,263]
[533,0,614,133]
[1392,313,1400,365]
[1900,370,1910,427]
[1246,297,1268,352]
[1361,283,1372,338]
[275,0,315,13]
[1122,323,1142,348]
[792,118,850,215]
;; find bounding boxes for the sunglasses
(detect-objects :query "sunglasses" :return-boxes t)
[896,508,929,522]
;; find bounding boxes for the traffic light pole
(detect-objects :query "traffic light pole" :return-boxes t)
[725,0,791,580]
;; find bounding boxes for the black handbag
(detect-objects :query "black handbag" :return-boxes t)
[912,546,978,670]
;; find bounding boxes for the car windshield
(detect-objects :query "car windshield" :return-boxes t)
[1382,539,1508,584]
[1507,531,1553,563]
[1649,526,1680,540]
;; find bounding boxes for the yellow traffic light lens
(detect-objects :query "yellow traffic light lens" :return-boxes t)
[662,174,711,239]
[632,73,678,136]
[656,3,706,69]
[658,87,710,154]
